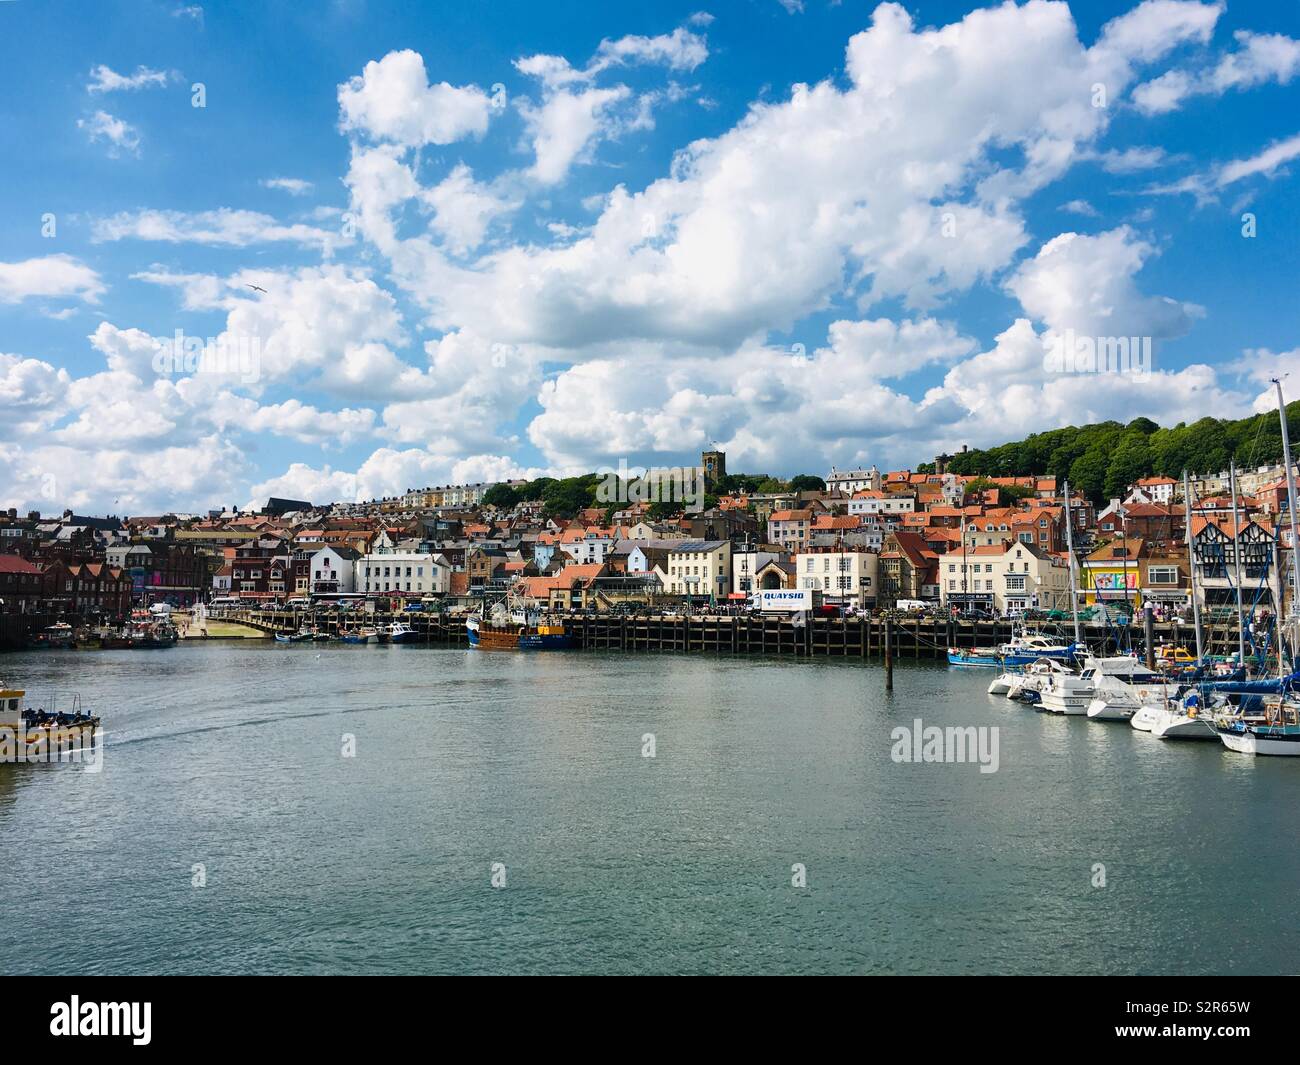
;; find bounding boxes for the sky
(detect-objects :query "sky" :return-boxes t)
[2,0,1299,515]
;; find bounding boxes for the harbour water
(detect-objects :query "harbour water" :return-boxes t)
[2,643,1297,975]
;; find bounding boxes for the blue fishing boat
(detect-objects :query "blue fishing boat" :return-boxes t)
[996,634,1079,666]
[947,646,1001,667]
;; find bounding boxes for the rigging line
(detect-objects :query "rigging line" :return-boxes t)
[1244,403,1271,472]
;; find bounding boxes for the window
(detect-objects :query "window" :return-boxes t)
[1147,566,1178,585]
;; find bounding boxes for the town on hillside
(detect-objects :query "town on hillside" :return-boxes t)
[2,450,1295,637]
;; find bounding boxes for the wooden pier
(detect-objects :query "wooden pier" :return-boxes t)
[218,609,1252,662]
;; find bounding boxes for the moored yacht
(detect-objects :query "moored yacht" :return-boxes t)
[1218,719,1300,756]
[1085,662,1168,721]
[1038,654,1147,716]
[988,657,1073,702]
[1139,687,1219,739]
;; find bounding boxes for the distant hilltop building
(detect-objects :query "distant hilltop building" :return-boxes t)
[933,446,968,475]
[263,497,312,517]
[701,450,726,490]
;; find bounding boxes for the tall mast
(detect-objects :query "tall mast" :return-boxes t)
[961,513,968,608]
[1183,470,1205,665]
[1062,481,1083,647]
[1274,378,1300,622]
[1228,460,1247,667]
[1120,504,1132,648]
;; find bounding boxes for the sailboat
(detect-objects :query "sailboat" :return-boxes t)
[1130,471,1208,733]
[1216,377,1300,756]
[1032,479,1093,713]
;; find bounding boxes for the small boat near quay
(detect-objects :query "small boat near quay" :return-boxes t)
[467,600,573,651]
[0,682,101,765]
[31,623,76,650]
[953,631,1078,669]
[997,633,1078,666]
[96,611,179,649]
[948,646,1001,667]
[339,627,380,645]
[386,622,418,643]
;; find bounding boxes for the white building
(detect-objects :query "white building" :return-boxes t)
[826,466,881,495]
[665,541,732,598]
[309,546,358,595]
[847,491,915,518]
[1125,476,1177,505]
[733,550,785,595]
[558,527,619,565]
[356,552,451,596]
[939,542,1070,614]
[442,482,491,507]
[795,549,878,607]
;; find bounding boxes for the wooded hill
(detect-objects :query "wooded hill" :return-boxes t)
[925,403,1300,503]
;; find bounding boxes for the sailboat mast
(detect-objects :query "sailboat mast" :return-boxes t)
[1273,379,1300,676]
[961,513,968,607]
[1229,460,1247,667]
[1063,481,1083,647]
[1274,378,1300,620]
[1183,470,1205,665]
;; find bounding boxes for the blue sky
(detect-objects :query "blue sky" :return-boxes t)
[2,0,1299,514]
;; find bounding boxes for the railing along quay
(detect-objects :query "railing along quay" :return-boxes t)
[216,609,1248,661]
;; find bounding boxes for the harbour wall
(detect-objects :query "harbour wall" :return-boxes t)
[216,610,1252,661]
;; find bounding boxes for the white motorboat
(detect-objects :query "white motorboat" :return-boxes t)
[987,672,1016,696]
[1038,654,1148,716]
[1085,663,1169,721]
[1000,657,1074,703]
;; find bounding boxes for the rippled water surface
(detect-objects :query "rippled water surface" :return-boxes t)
[1,642,1296,974]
